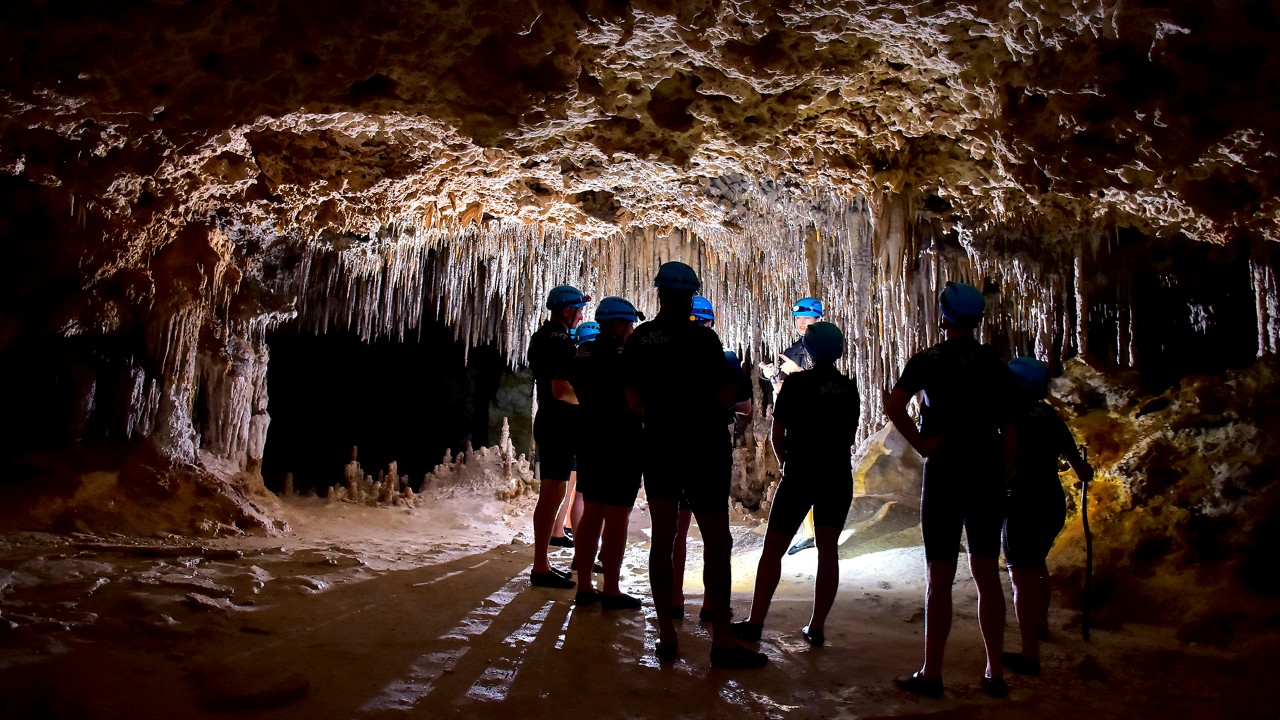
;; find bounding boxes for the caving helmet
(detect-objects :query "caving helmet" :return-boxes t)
[594,296,645,323]
[1009,356,1051,399]
[575,322,601,345]
[804,321,845,363]
[792,297,824,318]
[691,295,715,323]
[653,261,701,292]
[546,284,590,311]
[938,281,984,328]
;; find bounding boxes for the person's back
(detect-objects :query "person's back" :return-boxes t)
[900,334,1010,454]
[625,312,729,446]
[772,363,859,476]
[1010,401,1073,503]
[574,333,641,448]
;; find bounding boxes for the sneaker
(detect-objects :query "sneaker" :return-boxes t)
[593,562,604,573]
[530,570,575,589]
[575,590,601,605]
[656,640,678,662]
[894,671,943,698]
[549,536,574,549]
[730,621,763,643]
[786,536,816,555]
[1002,651,1041,676]
[801,625,825,647]
[709,644,768,669]
[601,593,642,611]
[563,527,574,540]
[549,566,572,579]
[982,675,1008,698]
[699,607,734,622]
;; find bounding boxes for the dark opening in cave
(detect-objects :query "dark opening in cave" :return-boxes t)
[261,322,507,495]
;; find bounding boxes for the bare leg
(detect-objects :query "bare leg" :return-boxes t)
[970,555,1006,679]
[569,488,585,534]
[672,508,692,608]
[808,525,841,632]
[574,499,606,591]
[745,528,790,625]
[600,505,632,595]
[921,559,958,678]
[691,505,737,648]
[648,497,681,648]
[1010,564,1046,661]
[533,478,568,573]
[552,472,577,539]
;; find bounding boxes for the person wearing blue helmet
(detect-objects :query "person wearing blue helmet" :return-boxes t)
[886,280,1015,698]
[1002,357,1092,677]
[570,297,647,611]
[549,321,602,551]
[732,322,859,648]
[672,295,753,621]
[623,261,767,669]
[575,322,601,345]
[761,296,826,556]
[526,284,590,590]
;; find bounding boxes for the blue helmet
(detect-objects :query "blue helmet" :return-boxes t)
[575,321,601,345]
[793,297,824,318]
[939,282,984,327]
[594,296,644,323]
[654,261,701,292]
[1009,356,1050,398]
[804,321,845,362]
[546,284,590,311]
[691,295,715,322]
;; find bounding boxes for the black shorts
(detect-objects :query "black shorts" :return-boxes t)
[577,450,642,508]
[767,469,853,538]
[643,447,731,515]
[919,451,1005,561]
[1003,491,1067,567]
[533,408,576,482]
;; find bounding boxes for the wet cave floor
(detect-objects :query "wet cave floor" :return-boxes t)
[0,493,1276,720]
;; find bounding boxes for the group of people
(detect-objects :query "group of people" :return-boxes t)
[525,262,1093,693]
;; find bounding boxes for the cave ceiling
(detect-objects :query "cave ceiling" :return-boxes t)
[3,0,1278,255]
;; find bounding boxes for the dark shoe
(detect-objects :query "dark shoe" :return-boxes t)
[1037,626,1050,642]
[549,535,574,549]
[530,570,574,589]
[730,621,763,643]
[601,593,642,611]
[671,605,686,620]
[593,562,604,573]
[656,640,678,662]
[801,625,825,647]
[575,590,601,606]
[550,565,572,579]
[982,675,1008,698]
[1002,651,1041,676]
[786,536,816,555]
[710,644,768,669]
[894,671,943,698]
[563,527,573,539]
[699,607,733,622]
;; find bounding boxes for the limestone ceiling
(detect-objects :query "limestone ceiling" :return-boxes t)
[2,0,1278,247]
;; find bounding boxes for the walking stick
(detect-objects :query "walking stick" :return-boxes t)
[1080,445,1092,643]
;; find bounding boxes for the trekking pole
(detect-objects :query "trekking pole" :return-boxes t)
[1080,445,1092,643]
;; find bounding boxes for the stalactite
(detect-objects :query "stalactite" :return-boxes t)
[1251,244,1279,357]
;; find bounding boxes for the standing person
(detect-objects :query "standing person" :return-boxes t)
[624,262,767,669]
[886,281,1014,698]
[672,295,753,620]
[732,321,859,648]
[760,297,825,556]
[1002,357,1093,676]
[572,298,646,610]
[548,322,601,550]
[527,284,589,589]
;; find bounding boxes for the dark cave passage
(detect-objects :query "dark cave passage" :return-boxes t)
[261,323,508,494]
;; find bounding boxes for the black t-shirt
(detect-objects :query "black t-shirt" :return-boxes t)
[773,363,860,474]
[528,320,576,412]
[894,335,1013,442]
[1010,401,1075,501]
[780,337,815,376]
[725,350,752,404]
[623,313,731,441]
[573,334,642,442]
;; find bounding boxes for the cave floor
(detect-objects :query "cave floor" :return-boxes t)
[0,493,1276,720]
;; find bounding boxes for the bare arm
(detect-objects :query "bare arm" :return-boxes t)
[551,378,578,405]
[1065,444,1094,485]
[885,387,939,458]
